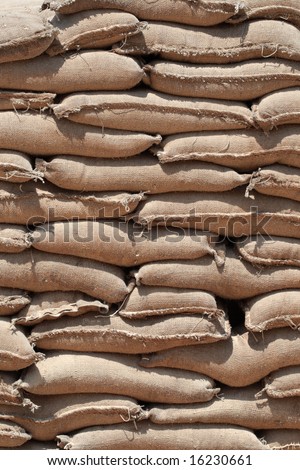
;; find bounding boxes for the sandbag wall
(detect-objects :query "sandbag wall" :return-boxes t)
[0,0,300,451]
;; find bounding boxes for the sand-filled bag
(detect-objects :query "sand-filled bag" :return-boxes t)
[237,236,300,267]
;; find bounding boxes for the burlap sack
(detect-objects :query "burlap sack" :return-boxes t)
[14,291,109,326]
[57,422,267,450]
[132,189,300,239]
[29,311,231,353]
[140,328,300,387]
[243,290,300,332]
[42,0,240,26]
[0,225,31,253]
[113,20,300,64]
[253,88,300,130]
[246,165,300,202]
[258,430,300,450]
[52,89,254,134]
[0,318,40,371]
[144,59,300,100]
[46,10,143,56]
[135,248,300,299]
[0,151,41,183]
[31,221,221,267]
[230,0,300,28]
[0,12,56,64]
[156,126,300,170]
[0,182,143,224]
[0,51,143,93]
[0,372,23,406]
[0,251,127,303]
[237,236,300,267]
[0,395,145,441]
[0,420,31,448]
[36,155,250,193]
[0,112,161,158]
[20,351,219,404]
[0,91,55,111]
[264,366,300,398]
[120,286,222,319]
[0,288,30,316]
[149,384,300,429]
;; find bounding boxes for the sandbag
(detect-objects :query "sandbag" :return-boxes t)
[113,20,300,64]
[132,189,300,239]
[0,151,40,183]
[13,291,109,326]
[243,290,300,332]
[246,165,300,202]
[0,225,31,253]
[36,155,250,193]
[0,251,127,303]
[20,351,220,404]
[140,328,300,387]
[0,111,161,158]
[0,420,31,448]
[264,366,300,398]
[237,236,300,267]
[149,384,300,429]
[0,91,55,111]
[42,0,240,26]
[57,422,267,450]
[0,372,23,406]
[0,318,39,371]
[31,221,221,267]
[120,286,223,319]
[253,88,300,130]
[258,430,300,450]
[0,395,145,441]
[156,126,300,171]
[52,89,254,134]
[29,311,231,353]
[135,248,300,299]
[0,12,56,64]
[230,0,300,28]
[144,59,300,100]
[0,288,30,316]
[0,182,143,224]
[0,51,144,93]
[46,10,143,56]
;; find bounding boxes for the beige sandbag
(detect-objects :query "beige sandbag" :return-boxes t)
[140,328,300,387]
[246,165,300,202]
[0,51,144,93]
[0,251,127,303]
[0,151,41,183]
[29,311,231,353]
[135,248,300,299]
[132,189,300,239]
[36,155,250,193]
[53,89,254,134]
[237,236,300,267]
[0,318,40,371]
[20,351,219,404]
[0,288,30,316]
[46,10,143,56]
[0,12,56,64]
[231,0,300,28]
[243,290,300,332]
[253,88,300,131]
[0,225,31,253]
[0,91,55,111]
[264,366,300,398]
[42,0,240,26]
[258,430,300,450]
[14,291,109,326]
[156,126,300,171]
[0,420,31,448]
[0,182,143,224]
[57,422,267,450]
[0,372,23,406]
[0,111,161,158]
[0,395,145,441]
[149,384,300,429]
[144,59,300,100]
[31,221,221,267]
[120,286,223,319]
[113,20,300,64]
